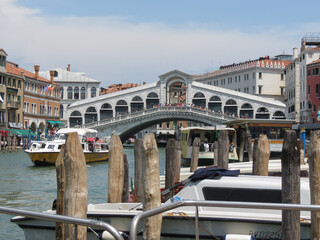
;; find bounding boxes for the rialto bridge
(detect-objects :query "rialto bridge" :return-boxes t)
[65,70,286,139]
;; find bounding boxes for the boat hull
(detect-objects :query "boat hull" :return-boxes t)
[26,151,108,166]
[12,212,311,240]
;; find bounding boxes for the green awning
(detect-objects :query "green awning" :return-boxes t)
[6,129,37,137]
[55,121,64,125]
[48,120,64,126]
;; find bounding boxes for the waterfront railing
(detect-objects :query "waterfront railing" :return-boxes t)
[0,206,124,240]
[130,200,320,240]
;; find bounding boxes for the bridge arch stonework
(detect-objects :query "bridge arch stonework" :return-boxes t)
[66,69,286,138]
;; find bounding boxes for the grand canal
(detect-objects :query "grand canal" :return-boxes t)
[0,147,167,240]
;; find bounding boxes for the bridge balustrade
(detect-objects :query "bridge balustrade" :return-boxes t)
[82,105,237,129]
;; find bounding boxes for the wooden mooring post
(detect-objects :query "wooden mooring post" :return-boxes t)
[218,130,229,169]
[238,129,245,162]
[308,130,320,239]
[213,141,218,166]
[134,138,143,202]
[122,154,129,202]
[190,137,200,172]
[142,133,162,240]
[55,132,88,240]
[108,135,124,203]
[281,130,300,240]
[165,138,181,201]
[245,129,253,162]
[252,134,270,176]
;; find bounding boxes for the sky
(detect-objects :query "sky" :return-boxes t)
[0,0,319,87]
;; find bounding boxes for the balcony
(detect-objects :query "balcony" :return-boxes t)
[7,101,21,109]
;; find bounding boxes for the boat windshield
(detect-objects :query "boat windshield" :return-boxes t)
[54,133,66,141]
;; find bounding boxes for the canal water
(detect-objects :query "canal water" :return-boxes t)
[0,147,167,240]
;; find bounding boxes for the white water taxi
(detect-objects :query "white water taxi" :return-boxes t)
[11,170,312,239]
[25,128,109,166]
[180,126,238,162]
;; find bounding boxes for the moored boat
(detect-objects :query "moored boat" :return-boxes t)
[180,126,238,163]
[25,128,109,166]
[11,169,312,239]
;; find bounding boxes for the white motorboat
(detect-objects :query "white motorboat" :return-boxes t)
[180,126,239,163]
[25,128,109,166]
[11,169,312,240]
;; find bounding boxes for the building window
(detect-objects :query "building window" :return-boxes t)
[313,105,316,112]
[91,87,96,98]
[258,86,262,94]
[74,87,79,99]
[281,74,284,80]
[259,72,262,79]
[313,68,319,76]
[308,69,311,76]
[67,86,73,99]
[281,87,284,96]
[81,87,86,99]
[308,85,311,95]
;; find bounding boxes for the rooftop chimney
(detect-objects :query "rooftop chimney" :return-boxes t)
[293,48,298,59]
[34,65,40,79]
[49,70,55,83]
[67,64,71,71]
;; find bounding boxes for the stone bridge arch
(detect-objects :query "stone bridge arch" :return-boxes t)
[90,107,234,142]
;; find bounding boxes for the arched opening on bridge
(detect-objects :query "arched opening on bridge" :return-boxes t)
[167,82,186,105]
[85,107,98,124]
[115,100,128,116]
[272,111,285,119]
[256,107,270,119]
[240,103,253,118]
[100,103,113,120]
[192,92,206,108]
[131,96,144,112]
[69,110,82,127]
[146,92,159,109]
[224,99,238,116]
[208,96,222,112]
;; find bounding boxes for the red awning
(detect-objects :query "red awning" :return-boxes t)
[0,129,9,137]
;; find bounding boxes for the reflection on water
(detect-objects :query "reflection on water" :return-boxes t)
[0,147,166,239]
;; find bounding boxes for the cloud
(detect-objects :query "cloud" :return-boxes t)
[0,0,318,86]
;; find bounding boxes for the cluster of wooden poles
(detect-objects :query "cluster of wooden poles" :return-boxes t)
[55,132,165,239]
[0,134,18,152]
[54,129,320,240]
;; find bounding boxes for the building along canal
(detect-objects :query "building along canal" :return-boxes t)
[0,147,167,240]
